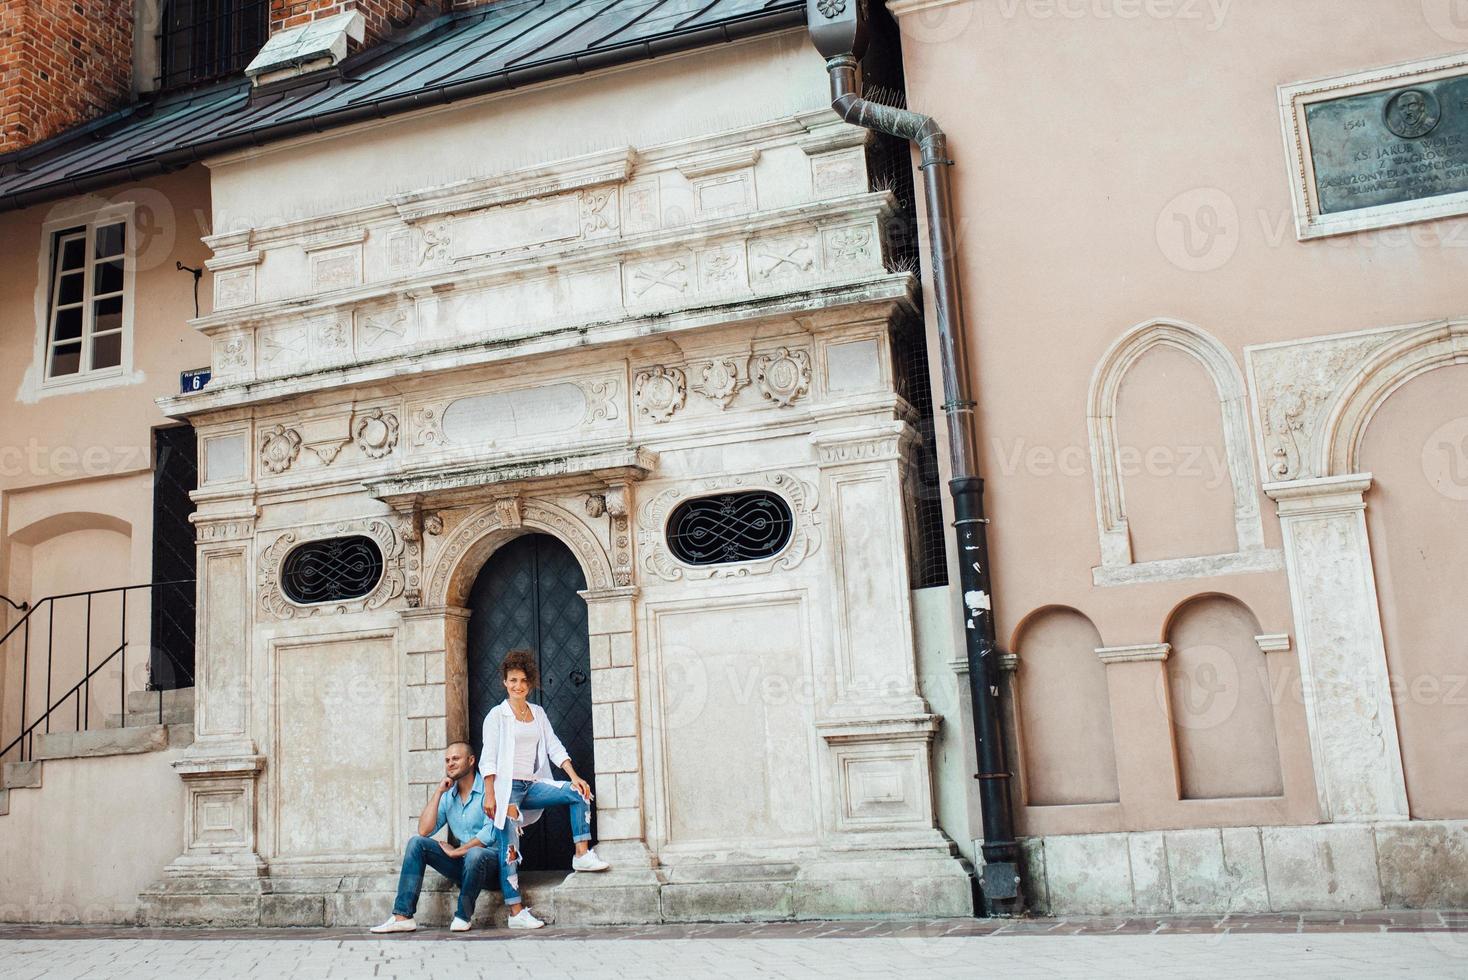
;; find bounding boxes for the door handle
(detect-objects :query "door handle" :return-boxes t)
[570,670,587,687]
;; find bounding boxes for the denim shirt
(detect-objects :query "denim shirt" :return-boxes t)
[435,772,499,847]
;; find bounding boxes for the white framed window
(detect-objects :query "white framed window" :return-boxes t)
[36,206,136,393]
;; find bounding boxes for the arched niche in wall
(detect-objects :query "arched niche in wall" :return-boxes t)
[4,511,135,735]
[1358,361,1468,819]
[1087,319,1280,586]
[1011,606,1119,806]
[1164,594,1282,801]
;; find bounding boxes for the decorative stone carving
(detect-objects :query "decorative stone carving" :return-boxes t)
[580,188,618,234]
[420,222,450,265]
[258,517,407,619]
[258,324,307,367]
[585,494,607,518]
[300,416,351,466]
[410,404,447,447]
[428,498,614,603]
[358,307,410,352]
[423,513,444,536]
[691,356,749,409]
[353,409,400,459]
[753,347,811,407]
[216,335,251,373]
[825,226,872,265]
[634,365,687,422]
[495,495,523,530]
[638,471,819,581]
[629,259,689,298]
[581,379,621,422]
[258,424,302,474]
[606,485,633,587]
[754,239,814,281]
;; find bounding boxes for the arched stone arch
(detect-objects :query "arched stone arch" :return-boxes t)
[9,511,132,546]
[1087,318,1271,584]
[427,497,614,608]
[1319,319,1468,478]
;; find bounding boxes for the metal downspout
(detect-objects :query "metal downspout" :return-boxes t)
[809,22,1021,913]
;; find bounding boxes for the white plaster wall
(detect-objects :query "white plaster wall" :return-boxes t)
[0,747,185,922]
[205,31,830,231]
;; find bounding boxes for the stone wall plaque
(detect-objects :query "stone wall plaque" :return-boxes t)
[1282,53,1468,238]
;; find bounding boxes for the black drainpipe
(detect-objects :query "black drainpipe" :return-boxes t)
[807,3,1020,913]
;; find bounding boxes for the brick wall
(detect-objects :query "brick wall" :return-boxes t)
[267,0,497,49]
[0,0,133,153]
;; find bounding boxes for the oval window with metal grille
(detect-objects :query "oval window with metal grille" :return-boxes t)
[666,491,794,566]
[281,535,384,604]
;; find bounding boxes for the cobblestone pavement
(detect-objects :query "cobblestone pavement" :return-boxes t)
[1,913,1465,979]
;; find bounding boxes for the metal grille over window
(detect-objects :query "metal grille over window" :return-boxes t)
[159,0,269,90]
[281,536,384,604]
[666,492,794,565]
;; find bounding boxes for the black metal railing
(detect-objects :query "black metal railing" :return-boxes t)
[0,581,194,764]
[157,0,270,90]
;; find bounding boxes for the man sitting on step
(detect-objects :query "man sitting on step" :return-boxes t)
[371,740,545,933]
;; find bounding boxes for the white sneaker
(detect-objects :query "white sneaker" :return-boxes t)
[450,916,471,932]
[507,908,545,930]
[370,916,417,933]
[572,848,610,873]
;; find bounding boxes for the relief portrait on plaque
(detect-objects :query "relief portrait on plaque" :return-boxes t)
[1383,89,1441,140]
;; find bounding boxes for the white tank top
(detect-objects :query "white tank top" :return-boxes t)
[512,717,540,779]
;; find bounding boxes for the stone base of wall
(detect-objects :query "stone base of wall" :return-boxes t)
[139,847,975,927]
[1020,821,1468,916]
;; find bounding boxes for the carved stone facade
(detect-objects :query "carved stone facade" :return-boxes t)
[147,108,969,926]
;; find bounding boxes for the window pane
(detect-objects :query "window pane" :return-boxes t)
[93,295,123,334]
[94,223,125,259]
[94,258,124,295]
[92,332,122,369]
[60,236,85,270]
[50,342,81,376]
[57,271,84,306]
[53,306,83,341]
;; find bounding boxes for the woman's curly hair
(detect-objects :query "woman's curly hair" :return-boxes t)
[501,649,540,689]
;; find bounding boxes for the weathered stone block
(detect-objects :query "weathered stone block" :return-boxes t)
[261,894,325,927]
[662,880,793,921]
[552,880,661,925]
[1039,833,1135,915]
[595,806,642,840]
[1128,832,1170,913]
[591,666,634,704]
[592,702,614,739]
[615,771,641,810]
[589,634,612,669]
[612,699,637,738]
[405,682,445,719]
[586,601,632,636]
[424,716,447,750]
[1166,827,1268,913]
[1018,837,1049,914]
[1262,824,1382,911]
[33,725,167,760]
[595,735,638,773]
[423,651,446,685]
[609,633,634,667]
[1376,820,1468,908]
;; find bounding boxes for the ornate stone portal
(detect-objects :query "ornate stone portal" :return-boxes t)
[147,111,972,926]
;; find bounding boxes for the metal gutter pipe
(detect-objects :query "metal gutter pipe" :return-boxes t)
[808,5,1020,913]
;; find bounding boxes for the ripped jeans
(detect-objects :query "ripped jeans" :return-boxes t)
[499,779,594,877]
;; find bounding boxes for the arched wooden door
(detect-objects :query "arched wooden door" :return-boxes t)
[467,532,595,870]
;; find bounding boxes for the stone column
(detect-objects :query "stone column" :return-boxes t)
[143,504,267,925]
[399,605,466,835]
[1264,474,1409,822]
[1094,643,1178,810]
[555,584,661,924]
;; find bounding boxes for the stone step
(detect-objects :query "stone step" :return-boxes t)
[2,760,42,790]
[32,723,187,761]
[126,687,193,715]
[105,704,195,729]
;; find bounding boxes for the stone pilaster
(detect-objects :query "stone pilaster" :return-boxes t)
[1265,474,1409,823]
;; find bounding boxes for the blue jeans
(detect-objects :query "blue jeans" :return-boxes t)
[391,835,521,920]
[501,779,593,866]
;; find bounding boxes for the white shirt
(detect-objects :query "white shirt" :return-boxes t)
[512,718,539,779]
[478,700,571,830]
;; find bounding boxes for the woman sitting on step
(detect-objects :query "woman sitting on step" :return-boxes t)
[481,648,611,891]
